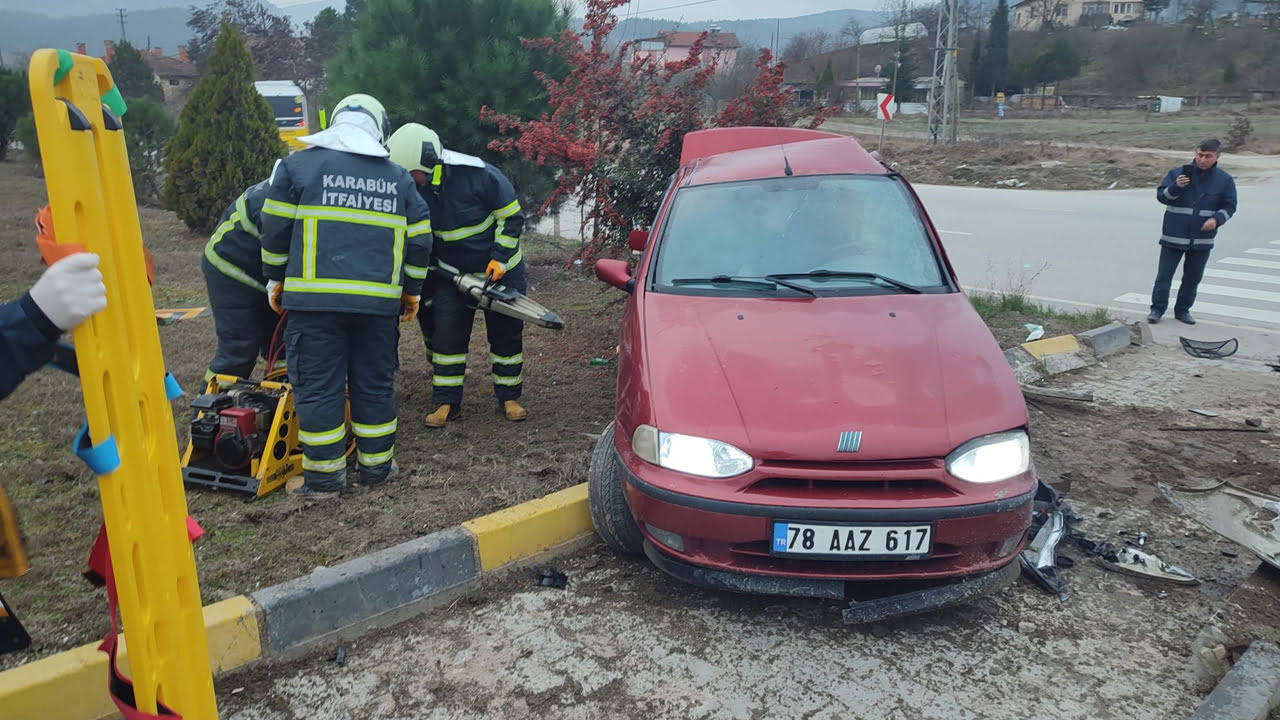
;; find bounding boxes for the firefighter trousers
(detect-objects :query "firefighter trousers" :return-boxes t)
[201,255,284,381]
[285,310,399,490]
[419,266,525,407]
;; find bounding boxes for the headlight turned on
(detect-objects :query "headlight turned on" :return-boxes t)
[945,430,1031,484]
[632,425,754,478]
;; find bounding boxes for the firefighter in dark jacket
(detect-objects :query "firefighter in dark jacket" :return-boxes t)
[386,123,528,427]
[202,180,286,383]
[260,94,433,500]
[1,253,107,401]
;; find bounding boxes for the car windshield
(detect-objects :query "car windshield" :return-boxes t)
[653,175,946,292]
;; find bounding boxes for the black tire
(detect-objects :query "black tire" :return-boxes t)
[587,421,645,555]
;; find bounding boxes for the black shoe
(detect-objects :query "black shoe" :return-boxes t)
[1175,311,1196,325]
[360,460,398,487]
[1147,310,1162,324]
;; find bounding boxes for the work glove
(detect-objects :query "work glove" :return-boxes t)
[485,260,506,283]
[28,253,107,332]
[400,293,420,323]
[267,279,284,313]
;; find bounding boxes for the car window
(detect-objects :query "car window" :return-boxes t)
[652,175,946,291]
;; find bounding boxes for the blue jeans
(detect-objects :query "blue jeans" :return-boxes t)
[1151,246,1211,316]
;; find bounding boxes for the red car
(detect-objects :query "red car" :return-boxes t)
[590,127,1037,622]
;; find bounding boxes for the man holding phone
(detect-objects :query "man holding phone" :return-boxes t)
[1148,138,1238,325]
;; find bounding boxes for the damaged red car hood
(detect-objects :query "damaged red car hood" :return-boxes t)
[641,292,1027,461]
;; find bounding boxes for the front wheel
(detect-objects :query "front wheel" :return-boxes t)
[587,421,645,555]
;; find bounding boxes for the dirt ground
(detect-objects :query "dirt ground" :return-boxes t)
[2,116,1278,686]
[0,158,622,670]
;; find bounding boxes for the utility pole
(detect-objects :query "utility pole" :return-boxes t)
[926,0,960,144]
[116,8,128,42]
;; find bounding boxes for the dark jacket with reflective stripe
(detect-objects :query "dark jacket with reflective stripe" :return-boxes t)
[261,147,433,316]
[1157,163,1237,251]
[0,293,60,401]
[423,162,523,274]
[205,181,270,291]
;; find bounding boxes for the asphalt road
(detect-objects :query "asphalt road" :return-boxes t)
[916,182,1280,360]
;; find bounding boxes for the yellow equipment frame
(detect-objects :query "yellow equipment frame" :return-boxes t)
[27,49,218,719]
[181,375,304,498]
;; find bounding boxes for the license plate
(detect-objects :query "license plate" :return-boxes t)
[771,522,933,559]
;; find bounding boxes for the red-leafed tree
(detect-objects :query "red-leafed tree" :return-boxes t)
[483,0,837,258]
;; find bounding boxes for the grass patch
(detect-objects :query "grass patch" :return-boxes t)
[970,291,1112,349]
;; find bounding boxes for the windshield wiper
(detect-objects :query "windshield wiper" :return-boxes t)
[760,275,817,297]
[768,270,924,294]
[669,275,815,295]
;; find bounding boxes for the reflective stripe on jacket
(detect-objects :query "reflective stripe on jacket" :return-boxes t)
[260,147,433,316]
[204,181,270,292]
[423,161,524,275]
[1157,163,1237,251]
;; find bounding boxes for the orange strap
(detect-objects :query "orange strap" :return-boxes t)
[35,205,155,286]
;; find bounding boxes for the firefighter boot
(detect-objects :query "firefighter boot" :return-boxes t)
[425,404,461,428]
[502,399,528,422]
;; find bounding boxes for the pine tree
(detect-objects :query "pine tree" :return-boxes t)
[163,21,286,233]
[123,97,177,205]
[326,0,569,212]
[107,40,164,103]
[967,30,983,100]
[0,67,27,162]
[980,0,1010,96]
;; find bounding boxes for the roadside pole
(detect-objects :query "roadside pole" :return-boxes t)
[996,91,1005,150]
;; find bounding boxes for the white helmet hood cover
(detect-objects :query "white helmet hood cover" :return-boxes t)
[298,112,389,157]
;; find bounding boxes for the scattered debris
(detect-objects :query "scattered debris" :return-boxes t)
[1179,336,1238,359]
[1024,323,1045,342]
[1137,531,1148,546]
[1020,384,1094,402]
[1018,621,1038,634]
[329,645,347,666]
[1107,181,1118,189]
[1019,481,1071,600]
[532,564,568,589]
[1222,548,1239,558]
[1054,471,1074,493]
[1160,481,1280,570]
[1096,543,1199,585]
[1189,409,1219,417]
[1246,418,1263,428]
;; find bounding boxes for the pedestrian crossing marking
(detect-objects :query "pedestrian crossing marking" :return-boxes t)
[1114,293,1280,325]
[1220,257,1280,270]
[1204,268,1280,286]
[1244,248,1280,257]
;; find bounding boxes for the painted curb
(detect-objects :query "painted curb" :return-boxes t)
[0,483,595,719]
[0,596,260,720]
[1189,641,1280,720]
[1004,322,1134,383]
[252,526,479,654]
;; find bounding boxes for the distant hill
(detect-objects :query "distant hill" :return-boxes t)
[573,10,886,52]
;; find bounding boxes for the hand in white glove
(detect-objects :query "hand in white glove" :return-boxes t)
[28,253,107,331]
[266,279,283,313]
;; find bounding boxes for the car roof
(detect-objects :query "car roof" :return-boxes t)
[679,127,888,186]
[253,80,304,96]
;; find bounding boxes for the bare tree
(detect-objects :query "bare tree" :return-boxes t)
[782,30,837,63]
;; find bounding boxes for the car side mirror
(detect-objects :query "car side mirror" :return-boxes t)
[594,259,635,293]
[628,229,650,252]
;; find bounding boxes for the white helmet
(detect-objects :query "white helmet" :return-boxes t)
[331,93,390,144]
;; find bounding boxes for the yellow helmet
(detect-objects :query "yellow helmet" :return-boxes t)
[331,93,390,143]
[387,123,444,175]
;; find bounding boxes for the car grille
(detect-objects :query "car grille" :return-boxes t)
[727,539,970,577]
[744,458,958,501]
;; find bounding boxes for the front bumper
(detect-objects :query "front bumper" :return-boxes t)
[643,539,1022,622]
[619,448,1036,583]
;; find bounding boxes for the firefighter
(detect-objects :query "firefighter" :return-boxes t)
[260,94,432,500]
[201,180,285,383]
[385,123,527,427]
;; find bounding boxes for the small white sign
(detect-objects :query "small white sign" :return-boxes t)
[877,93,895,121]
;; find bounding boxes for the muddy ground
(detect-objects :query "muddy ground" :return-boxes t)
[1,134,1278,687]
[211,345,1280,719]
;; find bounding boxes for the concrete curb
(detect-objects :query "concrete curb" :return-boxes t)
[1189,641,1280,720]
[1003,321,1136,383]
[0,484,595,719]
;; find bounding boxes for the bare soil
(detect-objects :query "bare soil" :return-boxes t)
[2,131,1278,691]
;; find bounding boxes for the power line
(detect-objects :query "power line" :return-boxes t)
[116,8,128,42]
[636,0,722,16]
